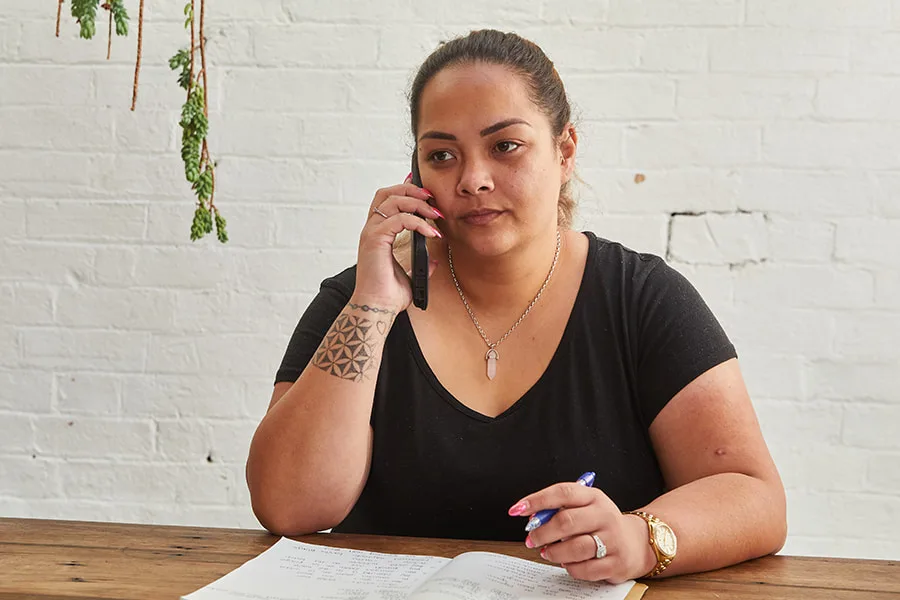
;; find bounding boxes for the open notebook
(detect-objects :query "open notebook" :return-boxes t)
[183,537,648,600]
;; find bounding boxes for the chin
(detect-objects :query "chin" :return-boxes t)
[454,226,522,258]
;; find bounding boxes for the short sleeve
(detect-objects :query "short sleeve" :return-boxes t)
[633,260,737,427]
[274,267,356,384]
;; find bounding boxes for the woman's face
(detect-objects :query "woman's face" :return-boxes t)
[416,62,574,257]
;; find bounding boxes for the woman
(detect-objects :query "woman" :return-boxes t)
[246,29,787,583]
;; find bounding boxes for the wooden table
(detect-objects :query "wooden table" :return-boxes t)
[0,517,897,599]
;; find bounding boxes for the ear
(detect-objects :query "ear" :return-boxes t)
[558,125,578,184]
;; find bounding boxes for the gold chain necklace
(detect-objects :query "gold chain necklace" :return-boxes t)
[447,229,562,381]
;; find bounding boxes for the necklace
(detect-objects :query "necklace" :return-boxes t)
[448,229,562,381]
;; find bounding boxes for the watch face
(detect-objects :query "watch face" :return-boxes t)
[654,523,677,557]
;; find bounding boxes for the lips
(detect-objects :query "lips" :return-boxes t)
[461,209,505,225]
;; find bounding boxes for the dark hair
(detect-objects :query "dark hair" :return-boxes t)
[409,29,576,228]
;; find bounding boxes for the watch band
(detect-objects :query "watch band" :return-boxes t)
[624,510,675,578]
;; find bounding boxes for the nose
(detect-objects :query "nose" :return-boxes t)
[456,156,495,196]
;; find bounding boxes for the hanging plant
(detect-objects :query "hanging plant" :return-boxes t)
[54,0,227,243]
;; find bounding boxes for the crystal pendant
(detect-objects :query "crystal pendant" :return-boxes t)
[486,348,499,380]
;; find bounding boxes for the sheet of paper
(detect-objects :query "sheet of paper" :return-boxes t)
[408,551,636,600]
[182,537,451,600]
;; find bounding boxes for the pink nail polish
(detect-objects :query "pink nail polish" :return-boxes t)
[508,502,528,516]
[432,227,443,239]
[432,207,445,219]
[540,548,547,560]
[422,188,435,198]
[525,536,535,549]
[405,172,412,181]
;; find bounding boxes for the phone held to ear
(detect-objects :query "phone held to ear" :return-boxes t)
[410,152,429,310]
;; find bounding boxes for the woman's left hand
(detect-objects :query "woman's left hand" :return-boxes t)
[508,484,657,583]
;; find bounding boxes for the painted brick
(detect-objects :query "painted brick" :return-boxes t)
[624,124,760,168]
[21,328,147,371]
[677,76,815,119]
[609,0,742,25]
[121,374,246,419]
[843,404,900,449]
[736,170,875,217]
[34,417,154,459]
[734,265,874,309]
[835,219,900,267]
[670,213,768,265]
[746,0,891,28]
[0,369,52,413]
[0,284,55,325]
[56,373,120,415]
[766,217,835,263]
[639,31,707,72]
[711,30,849,73]
[25,201,147,242]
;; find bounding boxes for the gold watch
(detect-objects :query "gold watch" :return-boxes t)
[625,510,677,578]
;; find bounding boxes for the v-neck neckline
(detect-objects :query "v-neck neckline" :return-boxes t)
[401,232,596,423]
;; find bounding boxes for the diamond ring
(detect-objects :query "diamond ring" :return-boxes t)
[591,534,607,559]
[372,206,389,219]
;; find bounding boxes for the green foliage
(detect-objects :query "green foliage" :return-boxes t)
[178,83,225,243]
[179,85,207,184]
[184,2,194,29]
[64,0,227,242]
[168,48,192,90]
[110,0,129,36]
[214,209,229,243]
[71,0,100,39]
[190,205,213,241]
[189,204,228,243]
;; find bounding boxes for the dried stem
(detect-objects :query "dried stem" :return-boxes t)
[189,0,196,104]
[198,0,214,208]
[106,6,113,60]
[56,0,64,37]
[130,0,145,111]
[199,0,209,118]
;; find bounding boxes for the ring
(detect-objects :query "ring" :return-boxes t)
[372,206,389,219]
[591,534,607,559]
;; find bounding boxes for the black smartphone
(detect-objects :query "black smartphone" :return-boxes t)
[410,151,429,310]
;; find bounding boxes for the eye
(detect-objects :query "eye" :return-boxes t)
[495,141,521,153]
[428,150,454,163]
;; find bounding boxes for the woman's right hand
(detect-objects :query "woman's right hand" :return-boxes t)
[352,175,443,313]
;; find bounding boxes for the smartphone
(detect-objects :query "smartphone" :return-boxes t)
[410,151,429,310]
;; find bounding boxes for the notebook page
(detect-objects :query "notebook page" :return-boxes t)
[182,537,451,600]
[408,551,636,600]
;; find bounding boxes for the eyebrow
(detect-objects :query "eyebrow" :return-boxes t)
[418,118,532,142]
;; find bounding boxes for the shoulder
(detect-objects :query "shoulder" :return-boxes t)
[582,231,669,289]
[319,265,358,300]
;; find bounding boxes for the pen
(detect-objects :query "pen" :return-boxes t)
[524,471,596,532]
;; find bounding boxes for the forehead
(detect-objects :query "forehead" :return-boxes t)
[417,62,546,135]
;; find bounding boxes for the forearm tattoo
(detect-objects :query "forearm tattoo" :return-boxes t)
[311,303,396,383]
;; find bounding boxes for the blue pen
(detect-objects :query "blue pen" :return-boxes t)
[524,471,596,532]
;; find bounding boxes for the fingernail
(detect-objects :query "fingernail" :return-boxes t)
[422,188,434,198]
[431,227,443,239]
[432,207,445,219]
[525,536,535,549]
[540,548,547,560]
[508,501,528,516]
[405,172,412,181]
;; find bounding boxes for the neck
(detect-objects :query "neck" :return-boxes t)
[446,227,562,322]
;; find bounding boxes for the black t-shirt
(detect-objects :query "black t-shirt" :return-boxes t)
[275,232,737,541]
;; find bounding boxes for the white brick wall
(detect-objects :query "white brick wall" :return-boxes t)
[1,0,898,560]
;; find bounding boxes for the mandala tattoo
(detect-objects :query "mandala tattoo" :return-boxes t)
[312,311,388,382]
